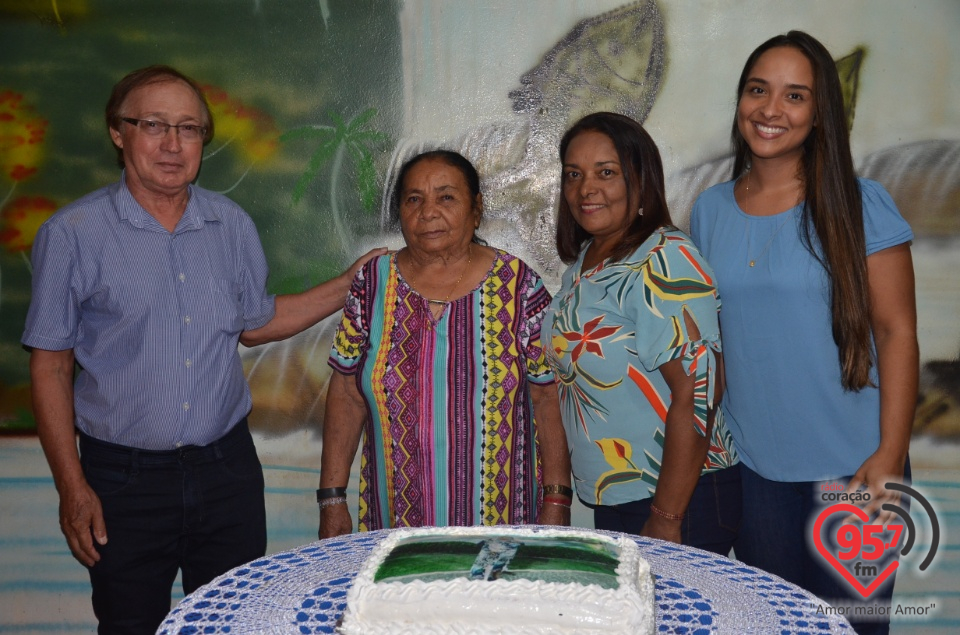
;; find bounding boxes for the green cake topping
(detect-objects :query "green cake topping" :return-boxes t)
[374,534,621,589]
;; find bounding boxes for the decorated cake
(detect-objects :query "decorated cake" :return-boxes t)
[338,526,655,635]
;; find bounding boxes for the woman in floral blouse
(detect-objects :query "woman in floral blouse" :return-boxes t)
[544,112,740,554]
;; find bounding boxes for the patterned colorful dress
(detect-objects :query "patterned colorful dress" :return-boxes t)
[544,227,738,507]
[329,250,555,530]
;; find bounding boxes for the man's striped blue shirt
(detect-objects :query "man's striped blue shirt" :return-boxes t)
[22,176,276,449]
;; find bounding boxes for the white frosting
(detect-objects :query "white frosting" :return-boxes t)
[338,526,654,635]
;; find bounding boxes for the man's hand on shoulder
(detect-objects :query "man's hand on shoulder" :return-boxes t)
[341,247,389,285]
[240,247,388,347]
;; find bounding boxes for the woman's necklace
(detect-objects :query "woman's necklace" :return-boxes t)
[404,246,472,323]
[740,173,791,268]
[428,249,471,306]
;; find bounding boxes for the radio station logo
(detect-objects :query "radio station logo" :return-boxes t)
[811,482,940,599]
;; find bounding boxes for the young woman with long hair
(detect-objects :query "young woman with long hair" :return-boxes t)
[690,31,918,634]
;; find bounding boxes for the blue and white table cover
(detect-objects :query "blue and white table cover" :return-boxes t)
[158,528,852,634]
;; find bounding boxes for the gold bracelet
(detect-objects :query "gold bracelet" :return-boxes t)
[543,484,573,497]
[650,503,684,521]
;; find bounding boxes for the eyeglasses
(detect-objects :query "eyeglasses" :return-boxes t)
[121,117,208,141]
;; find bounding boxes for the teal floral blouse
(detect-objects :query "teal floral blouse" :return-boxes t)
[544,227,738,506]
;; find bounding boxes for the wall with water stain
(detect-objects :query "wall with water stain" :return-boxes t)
[0,1,957,632]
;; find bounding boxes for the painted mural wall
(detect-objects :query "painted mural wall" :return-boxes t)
[0,0,957,632]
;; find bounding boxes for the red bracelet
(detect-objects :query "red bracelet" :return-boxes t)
[650,503,684,521]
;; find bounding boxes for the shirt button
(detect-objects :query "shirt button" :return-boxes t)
[185,359,192,368]
[175,441,183,448]
[184,316,191,324]
[183,402,190,411]
[179,273,185,282]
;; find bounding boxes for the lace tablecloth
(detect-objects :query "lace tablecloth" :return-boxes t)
[158,528,851,634]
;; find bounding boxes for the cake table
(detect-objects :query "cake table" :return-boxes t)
[158,528,852,634]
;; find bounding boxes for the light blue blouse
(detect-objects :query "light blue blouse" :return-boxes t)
[690,178,913,481]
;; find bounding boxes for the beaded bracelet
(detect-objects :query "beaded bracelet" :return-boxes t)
[318,496,347,509]
[650,503,684,521]
[316,487,347,502]
[542,484,574,498]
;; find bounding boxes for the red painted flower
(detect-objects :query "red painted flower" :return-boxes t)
[562,315,621,363]
[0,91,47,183]
[0,196,57,252]
[202,86,279,164]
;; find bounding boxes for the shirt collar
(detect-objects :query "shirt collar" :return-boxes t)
[112,171,222,231]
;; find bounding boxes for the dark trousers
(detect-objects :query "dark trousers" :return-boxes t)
[593,464,742,556]
[735,461,911,635]
[79,419,267,635]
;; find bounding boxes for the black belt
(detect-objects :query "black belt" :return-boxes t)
[78,417,250,466]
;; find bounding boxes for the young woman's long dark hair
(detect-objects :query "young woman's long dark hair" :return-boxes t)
[732,31,872,391]
[556,112,671,264]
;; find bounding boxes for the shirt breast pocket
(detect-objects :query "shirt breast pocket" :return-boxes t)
[209,277,244,333]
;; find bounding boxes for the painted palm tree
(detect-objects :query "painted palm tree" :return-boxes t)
[282,108,387,249]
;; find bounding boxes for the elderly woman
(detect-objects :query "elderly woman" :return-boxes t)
[318,150,571,537]
[545,112,740,554]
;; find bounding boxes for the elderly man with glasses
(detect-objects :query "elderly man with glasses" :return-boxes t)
[21,65,382,634]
